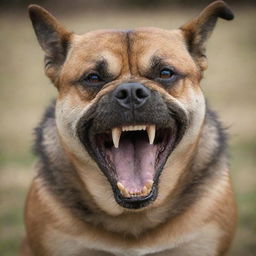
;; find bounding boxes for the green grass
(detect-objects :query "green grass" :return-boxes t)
[0,153,35,167]
[0,180,27,255]
[228,140,256,256]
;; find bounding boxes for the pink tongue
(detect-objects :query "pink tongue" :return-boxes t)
[111,137,157,193]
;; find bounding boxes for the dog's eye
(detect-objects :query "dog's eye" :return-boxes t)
[159,68,175,79]
[86,73,101,83]
[78,71,107,89]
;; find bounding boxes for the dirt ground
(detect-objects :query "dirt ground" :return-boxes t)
[0,5,255,256]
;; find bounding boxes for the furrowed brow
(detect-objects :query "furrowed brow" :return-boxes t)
[150,56,168,69]
[95,59,108,75]
[94,58,115,81]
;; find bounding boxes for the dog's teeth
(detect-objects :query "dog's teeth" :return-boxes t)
[121,124,148,132]
[123,189,130,197]
[142,186,148,195]
[145,180,153,190]
[121,125,148,132]
[147,125,156,144]
[117,182,153,198]
[117,182,125,191]
[117,182,130,197]
[112,128,121,148]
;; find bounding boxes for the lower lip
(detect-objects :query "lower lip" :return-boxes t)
[115,186,157,209]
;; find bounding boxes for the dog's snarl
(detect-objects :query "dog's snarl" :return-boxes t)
[77,85,188,209]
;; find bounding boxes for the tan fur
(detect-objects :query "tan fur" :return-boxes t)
[23,170,235,256]
[22,2,236,255]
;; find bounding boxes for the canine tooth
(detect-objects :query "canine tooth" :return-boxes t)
[145,180,153,190]
[117,182,125,191]
[123,189,130,197]
[117,182,131,197]
[147,125,156,144]
[142,186,148,195]
[112,127,121,148]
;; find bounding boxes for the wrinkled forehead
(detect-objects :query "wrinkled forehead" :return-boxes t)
[129,27,196,73]
[71,30,126,62]
[63,27,196,78]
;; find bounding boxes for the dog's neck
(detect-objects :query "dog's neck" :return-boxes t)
[34,101,228,236]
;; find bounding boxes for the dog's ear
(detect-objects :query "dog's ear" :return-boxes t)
[28,5,71,84]
[180,0,234,71]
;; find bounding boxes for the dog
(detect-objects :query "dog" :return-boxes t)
[21,1,236,255]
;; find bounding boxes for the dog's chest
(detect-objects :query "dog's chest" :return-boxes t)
[45,224,220,256]
[45,231,164,256]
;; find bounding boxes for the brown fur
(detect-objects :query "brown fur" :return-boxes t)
[21,1,236,255]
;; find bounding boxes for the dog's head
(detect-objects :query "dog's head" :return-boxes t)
[29,1,233,214]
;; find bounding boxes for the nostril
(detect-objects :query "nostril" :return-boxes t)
[113,83,150,109]
[116,89,128,100]
[135,88,149,99]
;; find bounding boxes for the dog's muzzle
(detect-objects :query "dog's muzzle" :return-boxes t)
[77,83,188,209]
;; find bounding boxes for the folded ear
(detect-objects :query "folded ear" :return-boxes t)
[180,0,234,71]
[28,5,72,83]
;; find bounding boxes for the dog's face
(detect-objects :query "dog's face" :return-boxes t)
[29,1,233,214]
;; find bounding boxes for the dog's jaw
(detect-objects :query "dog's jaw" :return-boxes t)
[76,88,188,210]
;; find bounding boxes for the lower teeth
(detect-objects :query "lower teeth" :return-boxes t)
[117,180,153,198]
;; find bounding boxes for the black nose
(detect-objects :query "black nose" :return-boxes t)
[113,83,150,109]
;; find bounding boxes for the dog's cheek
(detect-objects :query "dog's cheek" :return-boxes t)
[55,97,94,164]
[167,78,205,140]
[155,83,206,207]
[55,96,125,215]
[177,82,206,140]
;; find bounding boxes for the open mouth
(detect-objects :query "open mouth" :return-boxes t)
[77,90,187,209]
[90,123,177,209]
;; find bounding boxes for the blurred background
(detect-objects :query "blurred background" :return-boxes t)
[0,0,255,255]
